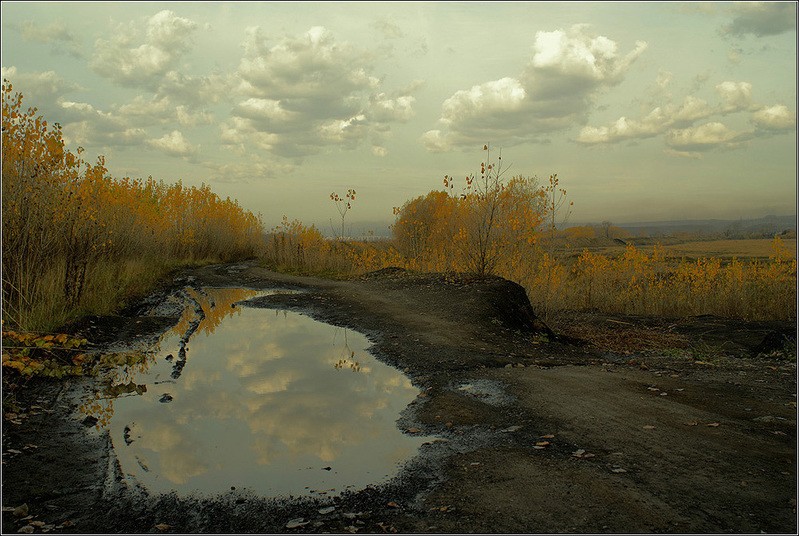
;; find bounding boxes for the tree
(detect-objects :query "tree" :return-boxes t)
[330,189,356,240]
[393,144,545,276]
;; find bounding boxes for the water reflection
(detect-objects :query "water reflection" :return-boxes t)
[86,287,427,497]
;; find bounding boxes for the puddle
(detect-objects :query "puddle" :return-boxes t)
[84,287,429,498]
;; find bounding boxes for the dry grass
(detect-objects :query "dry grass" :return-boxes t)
[661,238,797,259]
[593,238,796,260]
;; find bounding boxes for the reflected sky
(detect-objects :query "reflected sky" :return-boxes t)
[104,288,428,498]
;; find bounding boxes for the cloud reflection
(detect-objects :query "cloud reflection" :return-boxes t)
[105,288,425,496]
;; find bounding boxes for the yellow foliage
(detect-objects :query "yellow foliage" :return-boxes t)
[2,80,264,330]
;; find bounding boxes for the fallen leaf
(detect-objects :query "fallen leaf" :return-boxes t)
[501,425,522,433]
[535,441,551,447]
[17,526,33,534]
[540,434,555,439]
[318,506,335,515]
[29,521,45,528]
[659,392,668,396]
[406,427,421,434]
[386,501,399,508]
[12,504,29,517]
[642,425,656,430]
[572,449,586,457]
[58,520,74,528]
[684,421,698,426]
[706,422,721,427]
[611,467,627,473]
[772,431,787,436]
[155,523,170,531]
[7,449,22,455]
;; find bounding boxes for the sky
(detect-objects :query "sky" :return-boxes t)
[1,1,796,234]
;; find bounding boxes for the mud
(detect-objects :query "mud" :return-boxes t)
[2,260,796,534]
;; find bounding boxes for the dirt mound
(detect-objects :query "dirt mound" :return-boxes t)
[359,268,554,338]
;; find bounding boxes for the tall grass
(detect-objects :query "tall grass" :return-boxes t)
[2,81,264,332]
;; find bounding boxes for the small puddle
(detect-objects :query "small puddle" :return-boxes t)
[83,287,428,498]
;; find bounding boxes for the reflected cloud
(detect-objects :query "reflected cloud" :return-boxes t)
[90,287,426,497]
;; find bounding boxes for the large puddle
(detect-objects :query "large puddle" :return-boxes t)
[82,288,428,498]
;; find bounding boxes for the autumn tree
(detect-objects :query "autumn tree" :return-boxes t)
[393,145,545,277]
[1,79,264,331]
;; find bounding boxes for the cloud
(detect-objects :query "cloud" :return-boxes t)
[423,24,647,151]
[751,104,796,131]
[1,66,79,110]
[723,2,797,37]
[146,130,196,157]
[58,100,148,148]
[715,81,754,112]
[664,122,750,155]
[91,10,198,89]
[14,20,82,57]
[373,19,404,39]
[227,26,417,160]
[202,159,296,183]
[576,79,785,148]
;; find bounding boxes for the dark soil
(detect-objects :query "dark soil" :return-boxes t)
[2,260,796,534]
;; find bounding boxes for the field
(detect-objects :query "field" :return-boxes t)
[595,238,797,260]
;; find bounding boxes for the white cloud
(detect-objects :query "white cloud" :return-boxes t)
[715,81,754,112]
[227,25,417,160]
[424,24,647,151]
[91,10,198,89]
[1,67,79,110]
[56,99,148,148]
[575,95,713,145]
[176,105,213,127]
[574,72,796,160]
[146,130,196,157]
[665,122,748,153]
[751,104,796,131]
[723,2,797,37]
[530,24,646,83]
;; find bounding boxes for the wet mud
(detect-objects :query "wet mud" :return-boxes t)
[2,260,796,534]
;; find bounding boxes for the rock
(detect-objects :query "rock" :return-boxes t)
[285,518,309,529]
[81,415,98,427]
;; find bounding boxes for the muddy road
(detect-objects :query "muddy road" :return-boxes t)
[3,261,796,534]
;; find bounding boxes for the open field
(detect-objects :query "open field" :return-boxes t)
[593,238,797,260]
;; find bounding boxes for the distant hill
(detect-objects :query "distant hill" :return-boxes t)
[601,215,796,239]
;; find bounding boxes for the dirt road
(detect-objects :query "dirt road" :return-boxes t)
[2,261,796,533]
